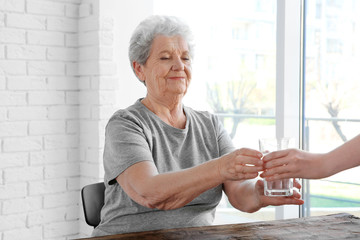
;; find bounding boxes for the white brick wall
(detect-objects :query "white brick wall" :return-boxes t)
[0,0,119,239]
[28,30,64,46]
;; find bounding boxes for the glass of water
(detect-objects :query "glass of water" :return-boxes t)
[259,137,295,197]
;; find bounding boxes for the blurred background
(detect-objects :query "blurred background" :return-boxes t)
[1,0,359,239]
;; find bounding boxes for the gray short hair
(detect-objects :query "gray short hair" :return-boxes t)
[129,15,195,82]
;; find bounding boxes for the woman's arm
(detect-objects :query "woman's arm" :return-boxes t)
[117,148,263,210]
[324,134,360,177]
[261,134,360,180]
[223,179,304,213]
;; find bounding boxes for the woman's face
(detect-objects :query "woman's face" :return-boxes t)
[135,35,192,100]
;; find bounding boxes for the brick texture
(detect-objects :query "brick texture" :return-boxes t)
[0,0,118,239]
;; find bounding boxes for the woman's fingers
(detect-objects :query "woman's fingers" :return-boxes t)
[261,164,292,178]
[263,153,295,168]
[236,148,263,159]
[294,178,302,189]
[235,164,263,173]
[220,148,265,181]
[261,149,303,180]
[263,164,289,175]
[260,190,304,206]
[256,178,302,192]
[256,179,304,206]
[235,150,263,167]
[234,164,261,180]
[262,149,300,170]
[234,154,263,176]
[262,149,291,162]
[234,149,264,175]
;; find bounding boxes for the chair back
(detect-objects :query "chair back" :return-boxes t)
[81,182,105,228]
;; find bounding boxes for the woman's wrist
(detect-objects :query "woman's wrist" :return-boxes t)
[211,157,226,183]
[226,180,260,213]
[316,153,333,179]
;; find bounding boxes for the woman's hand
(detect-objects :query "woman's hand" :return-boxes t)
[260,149,326,180]
[223,178,303,213]
[217,148,263,182]
[252,179,304,211]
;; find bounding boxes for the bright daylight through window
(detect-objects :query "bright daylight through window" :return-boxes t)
[302,0,360,218]
[154,0,360,223]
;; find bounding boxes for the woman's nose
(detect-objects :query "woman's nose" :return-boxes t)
[171,57,185,71]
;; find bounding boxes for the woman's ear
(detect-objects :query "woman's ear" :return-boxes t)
[133,61,146,82]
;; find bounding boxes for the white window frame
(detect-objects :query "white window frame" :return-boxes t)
[275,0,304,219]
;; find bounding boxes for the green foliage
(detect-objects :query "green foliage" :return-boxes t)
[245,118,275,125]
[310,196,360,208]
[309,180,360,208]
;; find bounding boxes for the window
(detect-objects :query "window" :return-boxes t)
[316,0,322,19]
[326,38,343,54]
[121,0,360,224]
[303,0,360,218]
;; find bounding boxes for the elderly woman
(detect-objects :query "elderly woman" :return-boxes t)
[92,15,303,237]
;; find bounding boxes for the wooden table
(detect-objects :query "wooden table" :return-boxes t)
[79,213,360,240]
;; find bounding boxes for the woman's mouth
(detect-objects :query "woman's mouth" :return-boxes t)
[168,77,185,81]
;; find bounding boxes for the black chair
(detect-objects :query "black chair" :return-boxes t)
[81,182,105,228]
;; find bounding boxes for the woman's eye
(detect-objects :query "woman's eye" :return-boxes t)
[160,57,170,60]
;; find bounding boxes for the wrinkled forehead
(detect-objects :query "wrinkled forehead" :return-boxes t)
[150,35,190,55]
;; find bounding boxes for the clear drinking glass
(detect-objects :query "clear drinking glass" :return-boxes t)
[259,137,295,197]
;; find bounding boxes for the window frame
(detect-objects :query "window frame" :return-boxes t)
[274,0,304,219]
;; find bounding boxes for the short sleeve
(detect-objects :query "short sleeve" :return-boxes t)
[103,111,153,185]
[213,115,235,156]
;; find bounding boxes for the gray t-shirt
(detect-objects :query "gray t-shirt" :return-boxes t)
[92,99,235,237]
